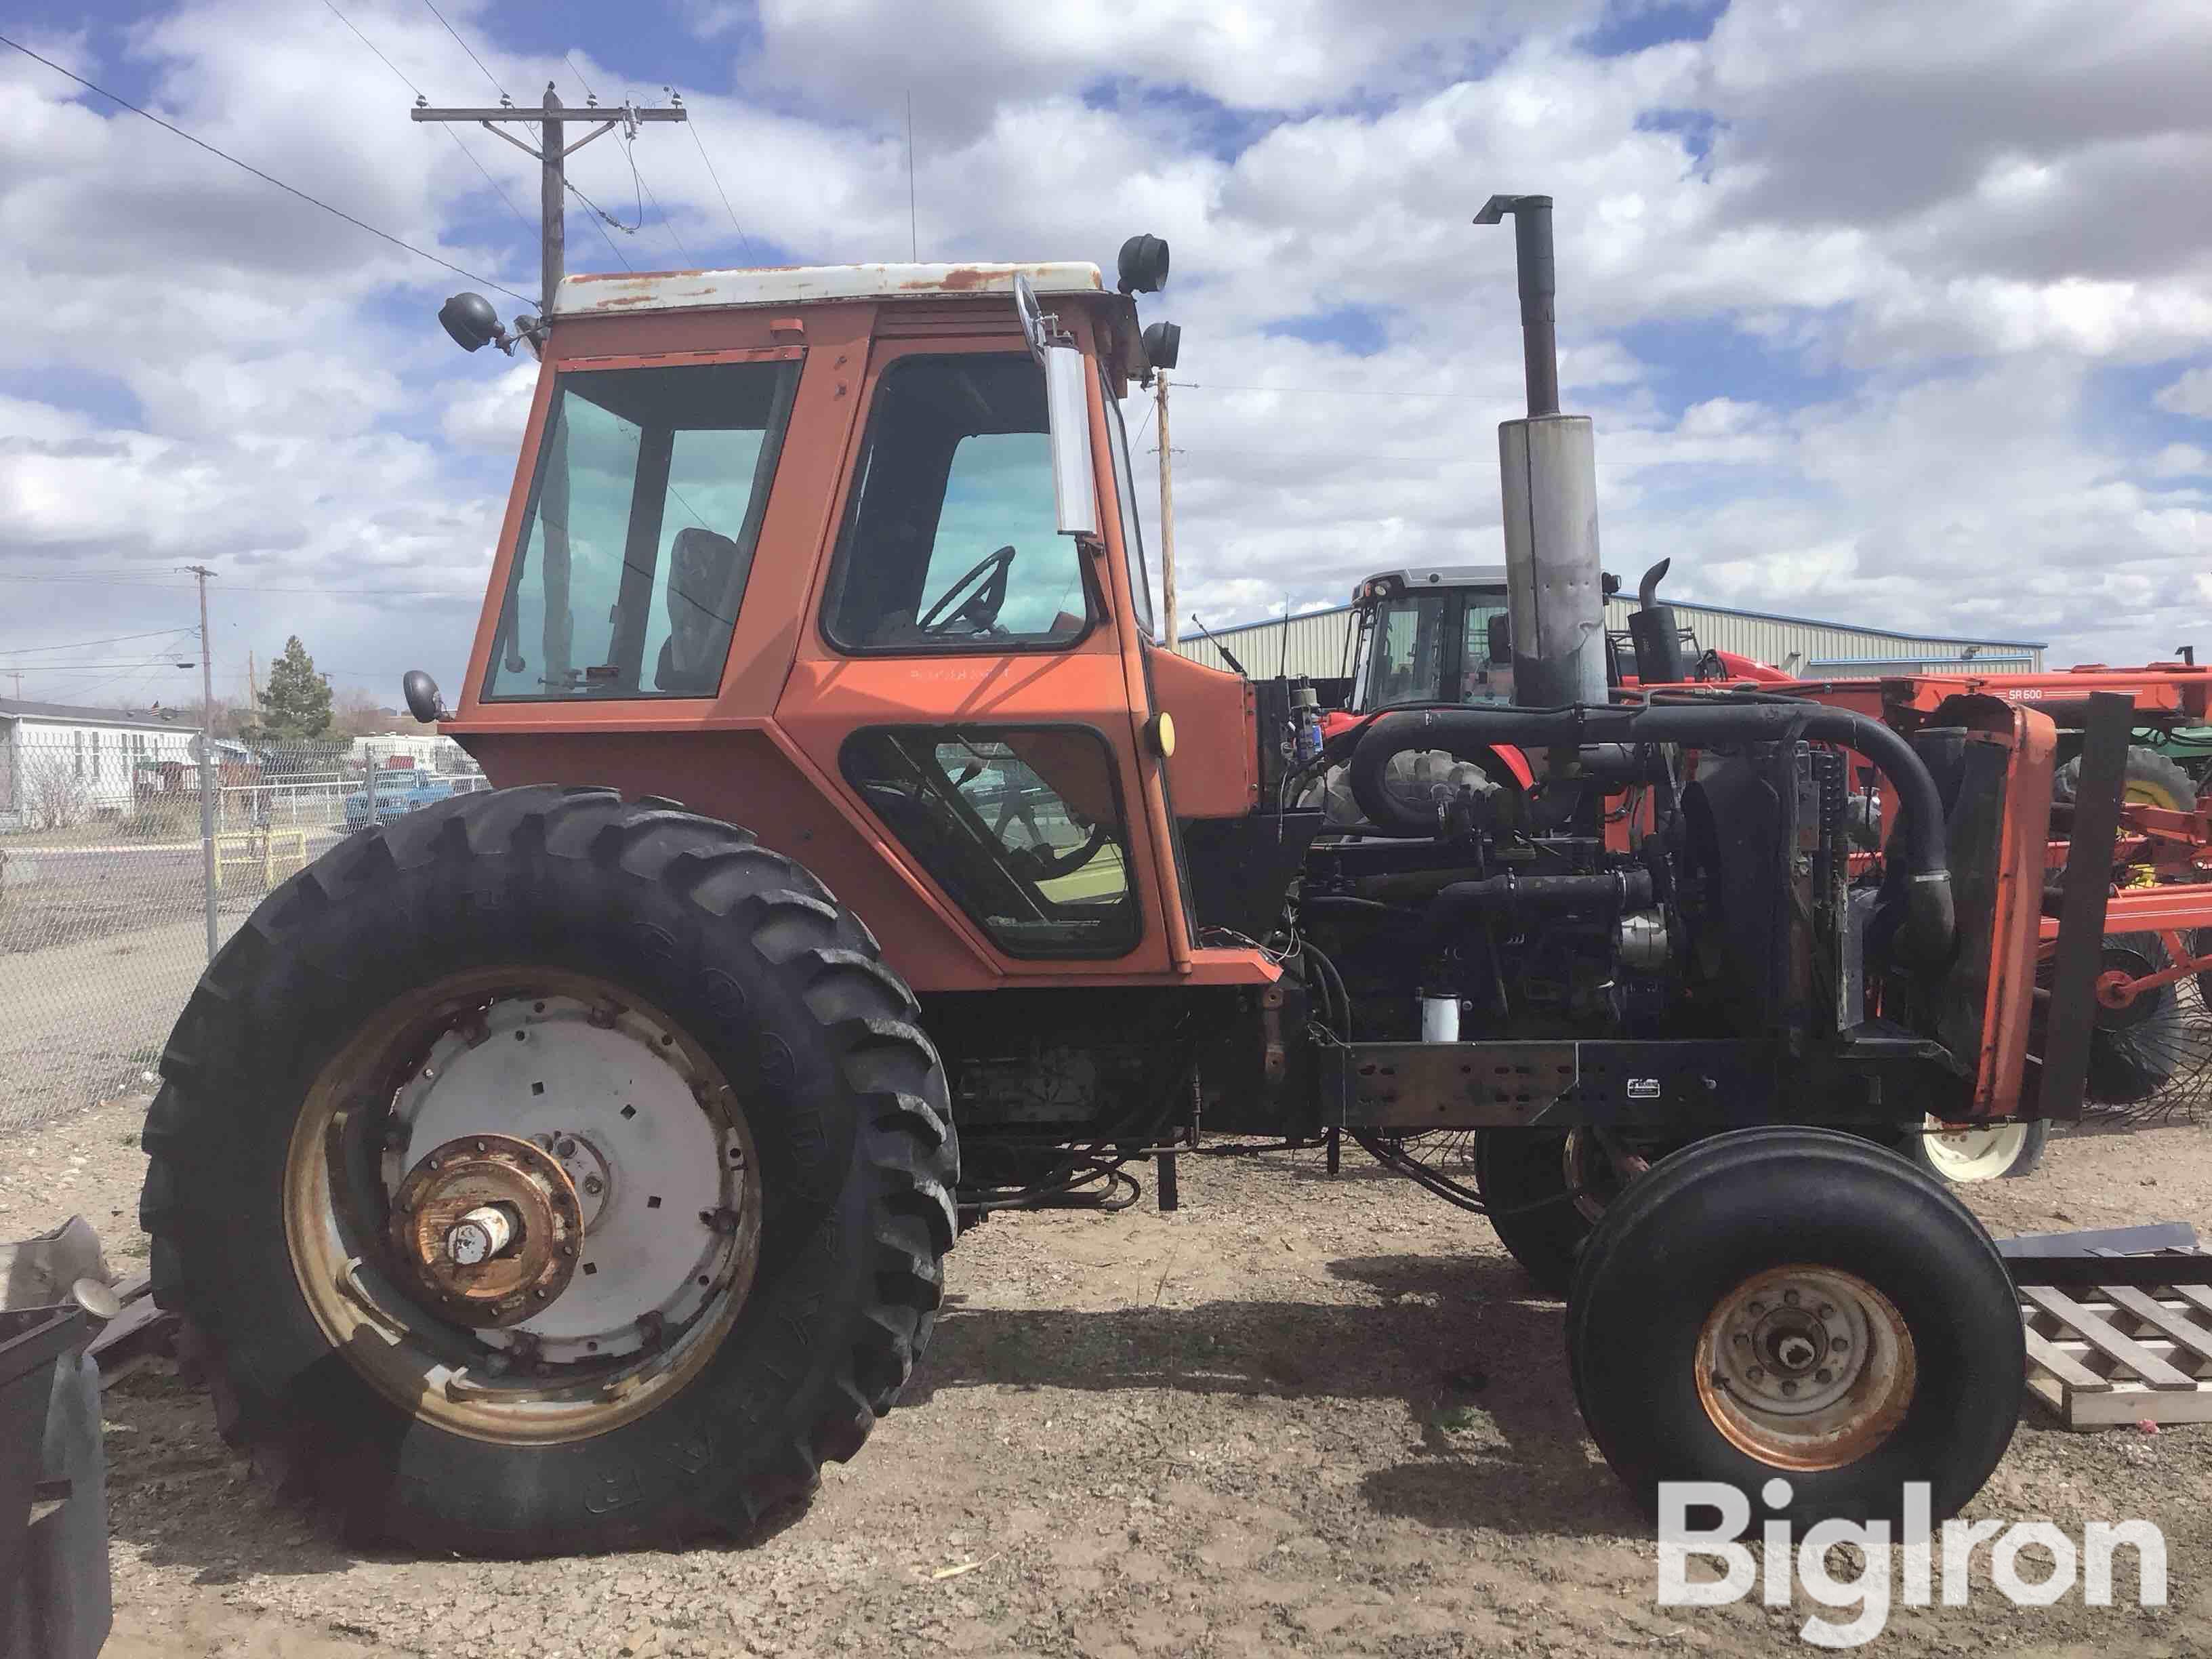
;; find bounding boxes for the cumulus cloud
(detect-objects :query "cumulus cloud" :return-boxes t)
[1,0,2209,705]
[2156,365,2212,420]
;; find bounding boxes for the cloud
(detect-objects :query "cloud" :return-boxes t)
[1,0,2208,706]
[2156,365,2212,420]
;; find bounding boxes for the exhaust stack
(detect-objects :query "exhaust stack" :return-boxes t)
[1476,194,1606,708]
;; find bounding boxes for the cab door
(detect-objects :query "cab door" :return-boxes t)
[775,319,1189,987]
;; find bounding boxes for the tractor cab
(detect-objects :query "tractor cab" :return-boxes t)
[1346,567,1515,710]
[426,247,1277,996]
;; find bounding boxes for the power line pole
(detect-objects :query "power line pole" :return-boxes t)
[410,84,688,306]
[1156,375,1176,648]
[188,565,218,961]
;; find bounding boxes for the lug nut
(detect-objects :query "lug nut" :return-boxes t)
[705,1207,739,1234]
[1815,1368,1833,1385]
[556,1137,577,1158]
[1747,1300,1765,1316]
[1817,1303,1835,1319]
[583,1176,605,1197]
[1747,1366,1765,1382]
[1780,1380,1799,1397]
[1830,1336,1849,1353]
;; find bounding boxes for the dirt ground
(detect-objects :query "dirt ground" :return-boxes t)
[6,1097,2210,1658]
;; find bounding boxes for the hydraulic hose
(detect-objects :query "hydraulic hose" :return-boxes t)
[1345,702,1955,966]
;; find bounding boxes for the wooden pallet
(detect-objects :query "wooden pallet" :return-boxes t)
[2020,1252,2212,1428]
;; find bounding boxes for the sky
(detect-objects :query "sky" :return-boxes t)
[1,0,2208,712]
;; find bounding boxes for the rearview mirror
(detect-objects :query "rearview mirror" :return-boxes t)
[401,670,448,724]
[1013,275,1100,540]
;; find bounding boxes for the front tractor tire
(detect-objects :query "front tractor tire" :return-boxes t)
[1568,1128,2022,1528]
[139,785,958,1555]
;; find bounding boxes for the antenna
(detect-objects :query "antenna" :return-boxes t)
[905,91,917,262]
[1187,615,1248,678]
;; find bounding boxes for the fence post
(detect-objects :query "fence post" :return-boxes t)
[197,731,218,964]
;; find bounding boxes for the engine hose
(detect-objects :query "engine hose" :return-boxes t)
[1346,702,1955,966]
[1425,869,1654,944]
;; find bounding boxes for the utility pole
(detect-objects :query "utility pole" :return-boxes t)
[1155,375,1176,648]
[188,565,218,962]
[410,84,688,307]
[412,86,685,691]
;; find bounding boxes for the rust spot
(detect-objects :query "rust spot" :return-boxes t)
[933,266,1000,291]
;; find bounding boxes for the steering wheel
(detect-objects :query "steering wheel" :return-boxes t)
[991,790,1112,881]
[918,545,1016,635]
[1007,821,1112,882]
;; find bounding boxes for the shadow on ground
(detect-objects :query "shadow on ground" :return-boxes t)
[909,1250,1640,1539]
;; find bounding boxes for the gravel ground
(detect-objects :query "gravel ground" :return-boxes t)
[7,1097,2209,1658]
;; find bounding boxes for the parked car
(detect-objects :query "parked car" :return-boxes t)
[343,771,457,831]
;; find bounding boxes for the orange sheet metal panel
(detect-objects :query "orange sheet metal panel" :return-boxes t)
[1972,700,2057,1115]
[1147,648,1258,819]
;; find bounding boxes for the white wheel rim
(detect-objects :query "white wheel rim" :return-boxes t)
[1919,1117,2028,1183]
[285,969,761,1445]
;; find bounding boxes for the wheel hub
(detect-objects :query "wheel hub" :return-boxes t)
[389,1134,582,1326]
[1696,1264,1917,1470]
[385,995,754,1367]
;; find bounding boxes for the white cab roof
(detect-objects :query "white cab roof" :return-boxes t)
[553,261,1105,319]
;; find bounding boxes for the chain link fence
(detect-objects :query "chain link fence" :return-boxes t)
[0,731,485,1133]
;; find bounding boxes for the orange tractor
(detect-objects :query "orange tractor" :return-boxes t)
[142,199,2137,1555]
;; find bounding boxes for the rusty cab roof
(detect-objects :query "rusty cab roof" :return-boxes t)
[551,262,1150,392]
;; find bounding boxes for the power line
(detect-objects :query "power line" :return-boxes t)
[687,116,758,262]
[0,572,481,599]
[419,0,508,102]
[0,31,533,306]
[633,160,694,265]
[319,0,533,239]
[564,54,598,102]
[1172,380,1495,403]
[0,628,199,655]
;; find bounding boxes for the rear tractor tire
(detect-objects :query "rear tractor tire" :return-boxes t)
[1474,1128,1650,1296]
[1568,1128,2022,1527]
[139,785,958,1554]
[2053,745,2198,815]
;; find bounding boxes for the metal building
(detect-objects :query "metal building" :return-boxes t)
[1170,596,2046,682]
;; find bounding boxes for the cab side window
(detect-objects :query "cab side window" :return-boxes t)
[823,354,1093,653]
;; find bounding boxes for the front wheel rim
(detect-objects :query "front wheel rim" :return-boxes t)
[283,967,762,1446]
[1694,1264,1917,1471]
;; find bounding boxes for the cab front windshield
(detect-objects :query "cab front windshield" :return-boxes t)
[1361,590,1514,708]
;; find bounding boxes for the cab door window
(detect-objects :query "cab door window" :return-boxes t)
[823,354,1094,653]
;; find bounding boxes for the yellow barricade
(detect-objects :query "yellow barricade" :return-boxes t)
[213,830,310,893]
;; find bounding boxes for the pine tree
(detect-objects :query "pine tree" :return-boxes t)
[259,636,334,741]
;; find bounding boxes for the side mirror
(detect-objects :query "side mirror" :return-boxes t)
[1012,275,1101,540]
[402,670,449,724]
